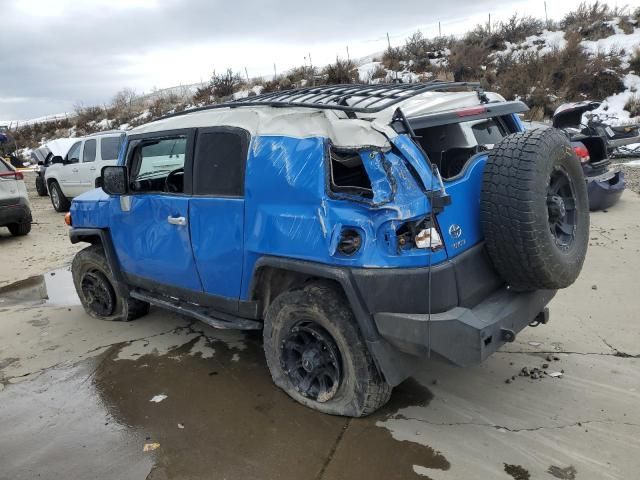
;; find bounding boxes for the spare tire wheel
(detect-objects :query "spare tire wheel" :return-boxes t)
[480,128,589,291]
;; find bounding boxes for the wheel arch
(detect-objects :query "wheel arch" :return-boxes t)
[248,256,416,386]
[70,228,128,296]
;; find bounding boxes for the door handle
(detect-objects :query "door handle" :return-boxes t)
[89,167,96,171]
[167,216,187,226]
[72,168,79,173]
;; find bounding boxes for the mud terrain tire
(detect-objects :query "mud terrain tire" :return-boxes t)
[263,282,391,417]
[481,128,589,290]
[72,245,149,321]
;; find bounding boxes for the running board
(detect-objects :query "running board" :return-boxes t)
[130,289,262,330]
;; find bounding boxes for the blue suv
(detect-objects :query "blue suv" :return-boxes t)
[68,83,589,416]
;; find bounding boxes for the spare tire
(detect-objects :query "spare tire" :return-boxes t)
[480,128,589,291]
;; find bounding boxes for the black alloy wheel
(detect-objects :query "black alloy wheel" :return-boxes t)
[280,321,342,403]
[547,166,578,249]
[80,269,116,317]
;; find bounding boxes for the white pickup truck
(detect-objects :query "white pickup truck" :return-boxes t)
[45,131,125,212]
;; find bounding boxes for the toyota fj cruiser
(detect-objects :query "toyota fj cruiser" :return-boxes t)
[67,82,589,416]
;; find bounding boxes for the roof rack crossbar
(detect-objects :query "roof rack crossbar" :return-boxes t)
[157,81,484,121]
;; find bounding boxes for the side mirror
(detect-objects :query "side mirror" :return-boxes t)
[101,165,128,195]
[51,155,64,165]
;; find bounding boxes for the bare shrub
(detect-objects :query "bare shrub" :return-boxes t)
[323,58,359,84]
[447,42,488,81]
[629,49,640,73]
[382,46,403,71]
[212,69,244,99]
[624,95,640,118]
[561,1,616,40]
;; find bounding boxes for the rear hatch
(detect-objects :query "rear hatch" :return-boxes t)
[552,101,600,129]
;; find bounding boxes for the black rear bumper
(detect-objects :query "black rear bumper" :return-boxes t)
[0,197,31,227]
[374,288,555,366]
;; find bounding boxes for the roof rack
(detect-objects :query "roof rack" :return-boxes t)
[159,81,485,121]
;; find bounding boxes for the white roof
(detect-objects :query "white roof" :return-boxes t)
[129,90,505,148]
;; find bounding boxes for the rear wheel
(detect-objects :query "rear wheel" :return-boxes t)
[49,181,71,212]
[72,245,149,321]
[263,282,391,417]
[35,176,48,196]
[8,222,31,236]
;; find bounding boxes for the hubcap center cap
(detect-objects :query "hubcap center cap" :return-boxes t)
[548,195,566,221]
[302,349,321,372]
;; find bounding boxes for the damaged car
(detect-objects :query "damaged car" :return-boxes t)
[552,101,631,211]
[66,82,589,416]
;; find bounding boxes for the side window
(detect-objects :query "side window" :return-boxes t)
[66,142,82,163]
[101,135,124,161]
[83,139,96,163]
[128,136,187,193]
[193,129,248,196]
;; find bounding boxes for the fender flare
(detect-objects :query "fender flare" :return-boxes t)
[248,256,416,386]
[69,228,129,296]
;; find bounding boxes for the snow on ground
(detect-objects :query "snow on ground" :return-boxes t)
[581,25,640,68]
[591,73,640,125]
[495,30,567,60]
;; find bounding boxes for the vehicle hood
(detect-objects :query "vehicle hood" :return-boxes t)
[44,138,77,157]
[552,101,600,129]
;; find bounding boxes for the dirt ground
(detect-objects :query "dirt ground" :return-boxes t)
[0,171,82,288]
[1,181,639,479]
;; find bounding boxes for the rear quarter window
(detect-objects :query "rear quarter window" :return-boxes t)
[193,129,249,196]
[100,135,124,161]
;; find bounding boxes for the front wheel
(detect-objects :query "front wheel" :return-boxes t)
[263,282,391,417]
[72,245,149,321]
[49,181,71,212]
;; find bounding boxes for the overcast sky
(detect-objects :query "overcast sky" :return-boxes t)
[0,0,635,121]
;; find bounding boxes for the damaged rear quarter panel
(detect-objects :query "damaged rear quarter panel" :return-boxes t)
[240,135,447,299]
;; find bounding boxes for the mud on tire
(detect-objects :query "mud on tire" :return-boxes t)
[263,282,391,417]
[481,128,589,291]
[72,245,149,321]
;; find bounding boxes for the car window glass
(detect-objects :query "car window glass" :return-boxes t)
[129,136,187,193]
[193,130,247,196]
[470,119,507,146]
[67,142,82,163]
[101,135,124,161]
[83,139,96,163]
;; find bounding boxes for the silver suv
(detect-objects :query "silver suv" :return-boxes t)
[0,157,32,236]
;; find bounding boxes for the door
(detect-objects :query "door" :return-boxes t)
[189,127,249,300]
[59,140,83,196]
[77,138,98,191]
[109,130,203,292]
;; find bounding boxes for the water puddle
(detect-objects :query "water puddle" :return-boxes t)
[0,267,80,306]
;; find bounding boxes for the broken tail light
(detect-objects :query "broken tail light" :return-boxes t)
[573,145,590,164]
[397,217,443,252]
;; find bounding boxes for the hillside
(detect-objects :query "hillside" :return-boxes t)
[7,2,640,154]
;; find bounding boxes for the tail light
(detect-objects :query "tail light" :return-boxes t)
[0,171,23,180]
[64,212,72,226]
[573,145,590,164]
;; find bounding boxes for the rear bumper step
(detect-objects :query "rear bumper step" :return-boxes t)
[373,288,556,367]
